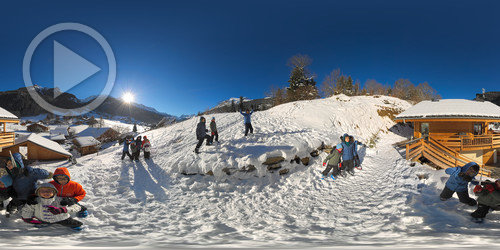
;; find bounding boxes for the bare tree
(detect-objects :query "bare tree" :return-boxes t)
[320,69,340,97]
[287,54,312,69]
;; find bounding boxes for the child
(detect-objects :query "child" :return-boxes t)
[142,136,151,159]
[0,174,14,210]
[121,139,133,161]
[440,162,479,206]
[240,110,254,136]
[5,152,52,213]
[471,179,500,220]
[209,117,219,143]
[21,181,83,230]
[322,145,343,177]
[337,134,359,175]
[49,167,88,218]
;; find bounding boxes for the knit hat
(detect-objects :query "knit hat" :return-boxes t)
[336,144,343,151]
[200,116,205,122]
[212,117,215,120]
[0,175,13,187]
[35,181,57,197]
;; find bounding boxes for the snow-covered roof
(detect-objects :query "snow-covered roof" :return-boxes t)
[50,126,69,136]
[0,106,19,120]
[50,134,66,141]
[395,99,500,120]
[77,127,112,138]
[69,124,89,134]
[13,133,71,156]
[74,136,100,147]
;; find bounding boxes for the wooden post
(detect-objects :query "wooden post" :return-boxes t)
[406,144,409,160]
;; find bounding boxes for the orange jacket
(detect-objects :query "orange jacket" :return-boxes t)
[49,167,86,202]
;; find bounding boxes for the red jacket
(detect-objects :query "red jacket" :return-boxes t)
[49,167,86,202]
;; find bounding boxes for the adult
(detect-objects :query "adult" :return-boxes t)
[240,109,254,136]
[195,117,212,154]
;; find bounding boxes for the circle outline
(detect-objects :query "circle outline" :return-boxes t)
[23,22,116,116]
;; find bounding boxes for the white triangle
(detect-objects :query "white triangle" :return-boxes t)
[53,41,101,98]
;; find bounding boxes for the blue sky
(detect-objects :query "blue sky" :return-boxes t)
[1,0,499,116]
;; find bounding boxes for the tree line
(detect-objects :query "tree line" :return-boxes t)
[268,54,441,107]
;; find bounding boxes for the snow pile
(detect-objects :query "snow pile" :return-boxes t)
[1,95,499,249]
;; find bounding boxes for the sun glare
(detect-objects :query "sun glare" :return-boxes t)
[122,92,135,104]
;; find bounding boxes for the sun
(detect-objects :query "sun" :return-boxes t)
[122,92,135,104]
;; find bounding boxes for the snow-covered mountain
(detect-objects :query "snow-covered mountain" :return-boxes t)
[1,94,498,248]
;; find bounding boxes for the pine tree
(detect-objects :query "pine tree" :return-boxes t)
[286,54,318,101]
[231,100,236,112]
[239,96,244,111]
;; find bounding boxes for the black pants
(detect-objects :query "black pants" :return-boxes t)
[440,186,477,206]
[121,151,132,160]
[322,164,342,176]
[244,123,253,136]
[195,135,212,151]
[132,151,140,161]
[144,151,150,159]
[471,204,491,219]
[211,131,219,142]
[55,218,83,228]
[342,159,354,172]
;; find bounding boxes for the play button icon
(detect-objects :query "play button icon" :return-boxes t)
[53,41,101,98]
[23,23,116,116]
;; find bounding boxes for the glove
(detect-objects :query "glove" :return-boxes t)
[485,184,495,193]
[47,206,67,215]
[22,217,43,224]
[338,162,342,170]
[473,185,482,193]
[26,195,38,205]
[322,162,326,167]
[60,197,78,206]
[211,132,214,136]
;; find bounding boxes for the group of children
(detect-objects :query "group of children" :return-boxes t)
[122,135,152,161]
[321,133,360,178]
[0,153,88,231]
[440,162,500,221]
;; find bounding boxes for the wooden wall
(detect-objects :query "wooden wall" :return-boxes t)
[0,141,69,160]
[483,149,498,165]
[78,146,98,156]
[429,122,473,134]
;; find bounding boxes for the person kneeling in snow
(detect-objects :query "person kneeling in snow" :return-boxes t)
[440,162,479,206]
[21,181,83,230]
[471,179,500,220]
[322,145,343,177]
[50,167,88,218]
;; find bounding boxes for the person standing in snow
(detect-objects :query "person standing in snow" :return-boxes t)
[142,136,151,159]
[5,153,52,213]
[440,162,479,206]
[135,136,142,159]
[471,179,500,220]
[195,117,212,154]
[209,117,219,143]
[240,109,254,136]
[337,134,359,175]
[121,139,133,161]
[50,167,88,218]
[130,140,139,161]
[322,145,343,177]
[21,181,83,230]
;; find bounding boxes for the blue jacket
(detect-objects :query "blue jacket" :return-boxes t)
[444,162,478,192]
[123,140,130,152]
[240,111,253,124]
[10,153,50,200]
[338,134,358,161]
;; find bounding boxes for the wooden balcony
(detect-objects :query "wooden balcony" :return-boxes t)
[0,132,15,149]
[430,133,500,151]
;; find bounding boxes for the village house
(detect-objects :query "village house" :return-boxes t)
[395,99,500,176]
[73,136,100,156]
[77,127,119,143]
[0,106,19,149]
[27,123,49,133]
[0,133,71,160]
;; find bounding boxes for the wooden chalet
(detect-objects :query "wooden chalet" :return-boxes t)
[395,99,500,176]
[27,123,49,133]
[0,133,71,160]
[77,127,119,143]
[73,136,100,156]
[0,106,19,149]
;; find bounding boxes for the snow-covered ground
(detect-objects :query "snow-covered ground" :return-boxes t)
[1,95,499,249]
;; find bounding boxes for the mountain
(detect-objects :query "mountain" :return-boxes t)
[0,87,180,124]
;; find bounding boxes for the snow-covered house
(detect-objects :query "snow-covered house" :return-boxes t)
[27,123,49,133]
[395,99,500,170]
[77,127,119,143]
[0,133,71,160]
[51,126,70,137]
[73,136,100,156]
[0,106,19,149]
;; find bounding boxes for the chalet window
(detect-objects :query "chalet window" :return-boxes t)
[421,123,429,139]
[473,123,482,135]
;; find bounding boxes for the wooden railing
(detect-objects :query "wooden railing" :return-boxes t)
[405,137,491,177]
[430,133,500,151]
[0,132,15,149]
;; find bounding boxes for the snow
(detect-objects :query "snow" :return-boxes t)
[0,106,18,120]
[50,126,69,137]
[396,99,500,119]
[68,124,89,135]
[12,133,71,156]
[50,134,66,141]
[73,136,100,147]
[77,127,113,138]
[1,95,499,248]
